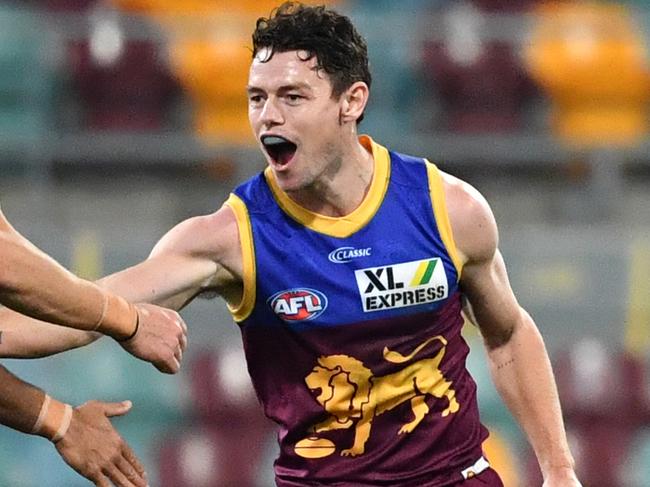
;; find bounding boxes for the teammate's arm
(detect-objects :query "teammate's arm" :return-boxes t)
[0,364,146,487]
[2,208,142,337]
[0,206,240,358]
[443,174,580,486]
[0,208,187,373]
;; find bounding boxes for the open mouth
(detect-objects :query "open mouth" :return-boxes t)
[261,135,297,167]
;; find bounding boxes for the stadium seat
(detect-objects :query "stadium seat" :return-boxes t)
[167,27,253,144]
[67,21,181,132]
[157,347,273,487]
[531,339,650,486]
[525,1,650,147]
[421,2,537,133]
[188,347,264,423]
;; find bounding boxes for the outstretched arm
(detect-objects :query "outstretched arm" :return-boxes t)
[0,364,146,487]
[443,173,580,486]
[0,208,188,373]
[1,208,138,338]
[0,206,241,359]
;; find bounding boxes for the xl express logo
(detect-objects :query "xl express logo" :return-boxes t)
[354,258,448,312]
[268,288,328,322]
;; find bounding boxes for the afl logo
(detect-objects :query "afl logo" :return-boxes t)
[268,288,328,322]
[328,246,372,264]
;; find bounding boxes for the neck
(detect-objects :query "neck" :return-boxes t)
[287,136,375,217]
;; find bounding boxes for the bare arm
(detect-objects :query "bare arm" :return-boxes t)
[0,364,146,486]
[0,206,241,358]
[0,208,135,338]
[0,207,189,373]
[443,173,579,486]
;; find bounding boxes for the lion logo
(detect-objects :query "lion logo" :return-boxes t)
[298,335,459,458]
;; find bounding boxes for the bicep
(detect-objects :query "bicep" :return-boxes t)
[98,212,237,310]
[442,172,523,347]
[461,250,523,349]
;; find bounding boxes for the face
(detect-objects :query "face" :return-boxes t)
[247,49,347,193]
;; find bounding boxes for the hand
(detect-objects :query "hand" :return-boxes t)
[55,400,146,487]
[119,303,188,374]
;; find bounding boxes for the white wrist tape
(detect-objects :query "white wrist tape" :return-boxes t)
[51,404,73,442]
[31,393,74,442]
[31,393,51,434]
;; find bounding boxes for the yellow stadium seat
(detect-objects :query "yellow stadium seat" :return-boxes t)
[109,1,347,143]
[525,2,650,148]
[169,29,253,143]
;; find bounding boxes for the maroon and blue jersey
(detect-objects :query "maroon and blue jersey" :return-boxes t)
[225,136,492,486]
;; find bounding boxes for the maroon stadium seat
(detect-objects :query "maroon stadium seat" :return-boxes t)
[67,36,180,131]
[526,340,650,486]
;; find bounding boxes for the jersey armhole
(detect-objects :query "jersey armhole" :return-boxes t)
[223,194,256,322]
[425,160,464,280]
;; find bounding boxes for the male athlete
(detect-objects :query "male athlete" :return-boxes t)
[0,3,580,485]
[0,205,187,486]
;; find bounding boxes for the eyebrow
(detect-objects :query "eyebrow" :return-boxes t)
[246,83,313,95]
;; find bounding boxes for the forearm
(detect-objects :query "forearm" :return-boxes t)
[0,229,136,338]
[0,306,100,358]
[486,311,574,477]
[0,256,196,359]
[0,364,72,442]
[96,254,213,311]
[0,227,103,327]
[0,364,45,433]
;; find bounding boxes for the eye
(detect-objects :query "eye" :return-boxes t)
[248,94,264,105]
[286,94,303,104]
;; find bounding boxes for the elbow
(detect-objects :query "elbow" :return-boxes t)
[481,307,528,350]
[483,324,515,350]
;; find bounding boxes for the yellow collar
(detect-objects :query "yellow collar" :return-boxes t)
[264,135,391,238]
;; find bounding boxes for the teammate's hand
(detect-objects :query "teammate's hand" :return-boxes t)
[119,303,187,374]
[54,400,146,487]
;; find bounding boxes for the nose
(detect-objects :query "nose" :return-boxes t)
[259,97,284,127]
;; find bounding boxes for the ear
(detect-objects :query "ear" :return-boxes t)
[340,81,369,124]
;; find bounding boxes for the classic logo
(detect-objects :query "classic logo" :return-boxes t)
[296,335,459,458]
[354,258,448,312]
[328,246,372,264]
[268,288,328,322]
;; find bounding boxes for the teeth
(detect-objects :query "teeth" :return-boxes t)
[262,135,289,146]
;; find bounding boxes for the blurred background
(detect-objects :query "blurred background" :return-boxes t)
[0,0,649,485]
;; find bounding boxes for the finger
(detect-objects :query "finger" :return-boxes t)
[122,443,146,478]
[178,316,188,334]
[102,401,133,418]
[103,464,137,487]
[154,355,176,374]
[174,345,183,364]
[167,355,181,374]
[179,326,188,352]
[116,455,147,487]
[95,473,111,487]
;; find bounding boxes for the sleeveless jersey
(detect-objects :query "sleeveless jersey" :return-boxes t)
[226,136,491,486]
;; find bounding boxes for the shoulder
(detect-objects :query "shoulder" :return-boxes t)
[439,170,498,267]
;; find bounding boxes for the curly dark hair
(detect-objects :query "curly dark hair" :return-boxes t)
[252,2,372,106]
